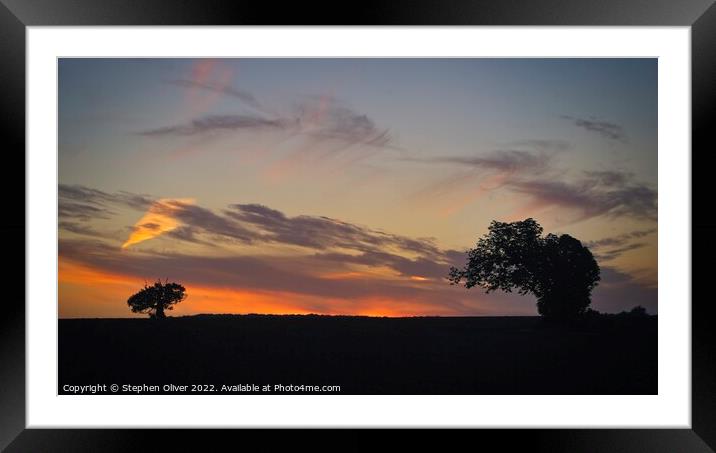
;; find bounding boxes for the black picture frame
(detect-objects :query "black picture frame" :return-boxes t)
[2,0,714,450]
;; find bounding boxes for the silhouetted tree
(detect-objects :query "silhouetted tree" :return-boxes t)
[127,279,187,319]
[448,218,600,320]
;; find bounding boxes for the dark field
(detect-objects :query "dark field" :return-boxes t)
[59,314,657,395]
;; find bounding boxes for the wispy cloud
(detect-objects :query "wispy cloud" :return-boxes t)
[586,228,656,261]
[138,115,286,137]
[405,143,564,216]
[171,203,259,244]
[59,201,112,222]
[587,228,657,249]
[59,184,116,221]
[314,250,456,280]
[167,79,262,110]
[562,115,628,143]
[293,96,393,149]
[139,76,400,182]
[406,144,655,222]
[58,221,106,238]
[425,149,555,174]
[506,139,572,152]
[171,59,244,118]
[138,95,395,151]
[59,184,154,237]
[225,203,441,257]
[509,170,657,221]
[591,243,648,261]
[59,184,153,215]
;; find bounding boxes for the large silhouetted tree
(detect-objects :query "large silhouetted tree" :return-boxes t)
[127,280,187,319]
[448,218,600,320]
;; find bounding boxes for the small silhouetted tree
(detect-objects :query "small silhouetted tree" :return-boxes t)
[448,218,600,320]
[127,279,187,319]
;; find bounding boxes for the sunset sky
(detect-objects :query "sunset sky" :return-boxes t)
[58,58,657,318]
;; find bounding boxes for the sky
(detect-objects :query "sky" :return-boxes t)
[58,58,657,318]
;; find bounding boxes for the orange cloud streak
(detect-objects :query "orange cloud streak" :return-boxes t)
[122,198,195,249]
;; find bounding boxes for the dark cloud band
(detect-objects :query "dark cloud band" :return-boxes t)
[562,115,628,143]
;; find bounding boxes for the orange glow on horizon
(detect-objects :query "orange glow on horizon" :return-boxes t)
[58,258,459,319]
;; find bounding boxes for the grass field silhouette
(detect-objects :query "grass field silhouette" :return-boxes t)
[59,313,656,395]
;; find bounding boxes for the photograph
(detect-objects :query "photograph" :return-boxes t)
[57,57,658,395]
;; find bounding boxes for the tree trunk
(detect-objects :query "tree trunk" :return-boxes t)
[155,304,166,319]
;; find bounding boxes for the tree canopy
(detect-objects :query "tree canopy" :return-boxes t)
[127,280,187,318]
[448,218,600,319]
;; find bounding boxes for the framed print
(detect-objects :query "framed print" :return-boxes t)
[2,0,715,450]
